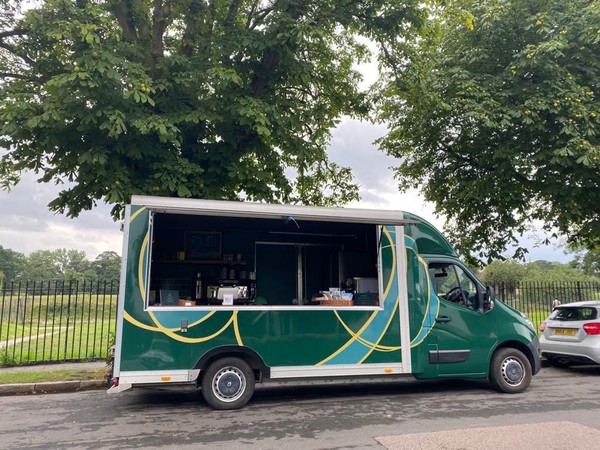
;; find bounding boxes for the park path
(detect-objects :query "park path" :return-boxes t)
[0,327,71,349]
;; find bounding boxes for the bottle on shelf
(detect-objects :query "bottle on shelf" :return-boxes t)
[195,272,203,300]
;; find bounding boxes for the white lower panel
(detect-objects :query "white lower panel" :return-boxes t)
[270,363,405,379]
[118,369,200,385]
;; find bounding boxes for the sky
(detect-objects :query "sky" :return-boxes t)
[0,170,122,258]
[0,116,570,263]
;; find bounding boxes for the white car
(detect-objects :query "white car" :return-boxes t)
[539,301,600,367]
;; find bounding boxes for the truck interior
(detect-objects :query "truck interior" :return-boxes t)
[147,212,381,307]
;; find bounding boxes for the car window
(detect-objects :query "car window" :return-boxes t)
[428,262,478,310]
[549,307,598,321]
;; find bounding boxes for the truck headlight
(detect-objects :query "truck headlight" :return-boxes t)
[519,312,534,330]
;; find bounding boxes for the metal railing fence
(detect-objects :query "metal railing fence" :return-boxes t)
[1,279,599,366]
[0,279,118,367]
[490,281,600,332]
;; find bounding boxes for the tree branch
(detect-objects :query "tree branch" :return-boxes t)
[225,0,242,28]
[180,0,200,56]
[377,37,401,81]
[151,0,173,59]
[251,3,302,98]
[0,42,35,66]
[0,29,28,39]
[245,0,260,29]
[200,1,217,56]
[0,71,36,80]
[248,2,278,30]
[112,1,138,42]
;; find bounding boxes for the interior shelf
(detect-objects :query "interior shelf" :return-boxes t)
[153,259,247,265]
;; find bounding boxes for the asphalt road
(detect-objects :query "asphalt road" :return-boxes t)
[1,365,599,450]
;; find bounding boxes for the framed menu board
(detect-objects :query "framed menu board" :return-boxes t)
[184,231,222,259]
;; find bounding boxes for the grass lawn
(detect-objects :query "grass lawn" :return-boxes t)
[0,322,40,341]
[1,320,115,366]
[0,368,108,385]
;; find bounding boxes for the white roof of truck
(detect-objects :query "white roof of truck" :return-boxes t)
[131,195,414,225]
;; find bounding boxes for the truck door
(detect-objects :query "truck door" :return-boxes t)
[427,261,496,376]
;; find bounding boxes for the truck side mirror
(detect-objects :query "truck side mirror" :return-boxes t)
[484,286,495,311]
[478,285,495,312]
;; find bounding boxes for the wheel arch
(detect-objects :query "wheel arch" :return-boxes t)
[492,340,538,375]
[194,346,269,383]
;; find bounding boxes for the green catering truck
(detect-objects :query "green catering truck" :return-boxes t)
[108,195,541,409]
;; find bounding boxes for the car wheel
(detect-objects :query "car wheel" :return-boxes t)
[489,347,532,394]
[201,357,255,410]
[546,356,572,368]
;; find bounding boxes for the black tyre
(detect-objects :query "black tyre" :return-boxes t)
[545,356,572,368]
[201,357,255,410]
[489,347,532,394]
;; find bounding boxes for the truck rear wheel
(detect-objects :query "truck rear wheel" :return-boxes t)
[201,357,255,410]
[489,347,532,394]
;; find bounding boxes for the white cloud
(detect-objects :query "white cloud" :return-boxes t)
[0,172,122,258]
[328,118,444,226]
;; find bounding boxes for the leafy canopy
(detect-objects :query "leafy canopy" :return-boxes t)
[0,0,424,218]
[0,244,26,281]
[376,0,600,263]
[570,247,600,276]
[0,246,121,282]
[482,258,600,285]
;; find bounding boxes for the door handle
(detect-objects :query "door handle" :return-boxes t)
[435,316,452,323]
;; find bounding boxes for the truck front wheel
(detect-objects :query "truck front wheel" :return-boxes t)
[489,347,532,394]
[201,357,255,410]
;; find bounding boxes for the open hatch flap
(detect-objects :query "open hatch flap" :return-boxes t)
[132,195,419,226]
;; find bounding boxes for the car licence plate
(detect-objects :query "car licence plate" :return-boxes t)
[553,328,576,336]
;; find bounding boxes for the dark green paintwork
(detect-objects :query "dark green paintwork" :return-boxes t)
[403,212,457,257]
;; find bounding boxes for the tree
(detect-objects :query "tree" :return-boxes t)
[2,246,120,282]
[481,260,527,286]
[22,248,90,281]
[0,245,26,281]
[522,261,596,283]
[24,250,62,280]
[90,250,121,281]
[55,248,91,280]
[0,0,425,219]
[376,0,600,263]
[570,248,600,276]
[482,258,599,286]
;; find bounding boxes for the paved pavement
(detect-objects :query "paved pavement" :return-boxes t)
[0,361,108,396]
[376,421,600,449]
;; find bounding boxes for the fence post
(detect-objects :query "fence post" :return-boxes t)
[17,296,25,325]
[63,280,73,361]
[0,282,7,364]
